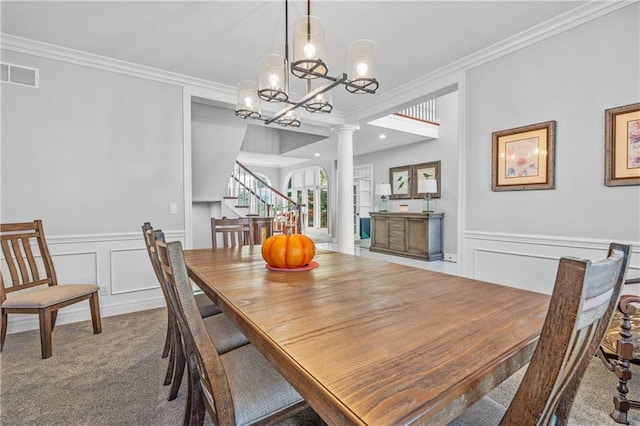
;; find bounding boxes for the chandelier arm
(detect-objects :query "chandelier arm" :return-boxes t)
[265,73,347,124]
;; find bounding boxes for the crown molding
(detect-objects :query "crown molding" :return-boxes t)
[0,33,347,127]
[345,0,635,123]
[0,33,238,104]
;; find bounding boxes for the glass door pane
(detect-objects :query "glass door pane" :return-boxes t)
[307,189,315,228]
[320,188,328,228]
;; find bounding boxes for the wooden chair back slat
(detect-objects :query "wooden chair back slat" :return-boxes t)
[500,243,630,425]
[22,237,40,282]
[211,218,254,249]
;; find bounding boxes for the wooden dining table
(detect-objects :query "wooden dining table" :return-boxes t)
[184,247,550,425]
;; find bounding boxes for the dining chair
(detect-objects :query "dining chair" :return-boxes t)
[143,225,248,401]
[0,220,102,359]
[598,276,640,424]
[211,217,254,249]
[449,243,630,426]
[143,223,221,357]
[157,239,308,425]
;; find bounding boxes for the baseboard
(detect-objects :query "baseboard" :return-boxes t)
[5,296,166,335]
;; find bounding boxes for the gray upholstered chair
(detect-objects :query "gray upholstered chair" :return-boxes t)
[143,224,248,401]
[156,239,308,425]
[0,220,102,359]
[143,222,221,364]
[449,243,630,425]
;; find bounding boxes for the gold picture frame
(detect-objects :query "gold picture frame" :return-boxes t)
[492,121,556,191]
[412,160,441,199]
[605,102,640,187]
[389,165,412,199]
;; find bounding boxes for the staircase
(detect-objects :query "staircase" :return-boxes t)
[224,161,302,233]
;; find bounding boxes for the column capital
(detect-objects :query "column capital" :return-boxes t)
[332,124,359,135]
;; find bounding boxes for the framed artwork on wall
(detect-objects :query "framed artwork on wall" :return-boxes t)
[605,102,640,186]
[412,160,441,199]
[491,120,556,191]
[389,165,412,199]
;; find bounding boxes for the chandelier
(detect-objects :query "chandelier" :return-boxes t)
[235,0,379,127]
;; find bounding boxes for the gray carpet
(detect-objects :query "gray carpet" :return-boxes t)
[1,308,638,425]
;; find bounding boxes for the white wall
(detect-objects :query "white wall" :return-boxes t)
[462,4,640,292]
[191,103,246,202]
[355,90,459,256]
[1,50,185,332]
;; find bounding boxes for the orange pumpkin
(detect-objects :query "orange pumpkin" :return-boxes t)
[261,233,316,269]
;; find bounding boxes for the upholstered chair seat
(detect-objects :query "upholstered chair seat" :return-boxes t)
[2,284,99,309]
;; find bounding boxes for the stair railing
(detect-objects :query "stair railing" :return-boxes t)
[228,161,302,233]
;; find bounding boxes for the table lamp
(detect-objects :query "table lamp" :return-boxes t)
[418,179,438,212]
[375,183,391,212]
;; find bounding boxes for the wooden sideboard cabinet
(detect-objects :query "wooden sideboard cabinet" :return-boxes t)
[369,212,444,261]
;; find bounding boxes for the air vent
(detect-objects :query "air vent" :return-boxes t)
[1,63,39,88]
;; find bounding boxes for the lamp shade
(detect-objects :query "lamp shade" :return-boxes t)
[259,54,288,102]
[375,183,391,196]
[304,78,333,113]
[347,39,378,93]
[275,92,301,127]
[292,15,328,78]
[235,80,261,119]
[418,179,438,194]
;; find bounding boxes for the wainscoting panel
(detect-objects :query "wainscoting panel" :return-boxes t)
[111,247,159,295]
[51,251,98,285]
[463,231,640,295]
[473,248,560,295]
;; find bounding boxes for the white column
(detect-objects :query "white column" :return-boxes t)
[335,125,358,255]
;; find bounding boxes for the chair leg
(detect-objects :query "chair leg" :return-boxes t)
[50,310,58,330]
[169,335,186,401]
[39,308,53,359]
[162,311,173,359]
[0,309,7,352]
[89,292,102,334]
[164,324,177,386]
[611,300,636,424]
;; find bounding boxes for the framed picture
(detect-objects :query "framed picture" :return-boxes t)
[605,103,640,186]
[412,160,441,199]
[492,120,556,191]
[389,165,412,199]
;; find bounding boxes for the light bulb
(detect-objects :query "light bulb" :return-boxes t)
[303,43,316,59]
[244,97,253,108]
[268,74,280,89]
[356,62,369,77]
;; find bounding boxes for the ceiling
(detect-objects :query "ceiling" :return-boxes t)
[1,1,587,165]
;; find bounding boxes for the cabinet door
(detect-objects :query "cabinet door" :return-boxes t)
[406,218,428,256]
[372,216,389,249]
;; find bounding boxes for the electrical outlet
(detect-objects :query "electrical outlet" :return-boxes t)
[99,285,109,297]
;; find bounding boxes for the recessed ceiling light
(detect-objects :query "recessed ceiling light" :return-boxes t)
[379,134,386,139]
[314,152,320,157]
